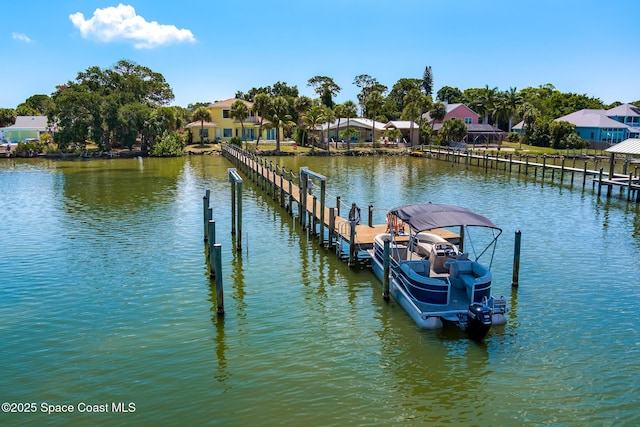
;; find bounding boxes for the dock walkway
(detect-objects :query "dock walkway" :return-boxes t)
[222,144,381,266]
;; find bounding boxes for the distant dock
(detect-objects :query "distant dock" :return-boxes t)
[412,146,640,202]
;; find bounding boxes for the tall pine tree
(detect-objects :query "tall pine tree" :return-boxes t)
[422,66,433,97]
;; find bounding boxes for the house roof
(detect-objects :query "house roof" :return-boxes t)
[207,98,253,109]
[605,138,640,155]
[186,121,218,128]
[384,120,417,130]
[554,109,627,128]
[6,116,48,130]
[422,103,479,121]
[606,103,640,117]
[320,117,386,131]
[432,123,503,133]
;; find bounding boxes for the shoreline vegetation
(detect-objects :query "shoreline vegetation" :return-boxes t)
[4,140,632,177]
[2,139,622,158]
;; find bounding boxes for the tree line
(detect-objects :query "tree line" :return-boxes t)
[1,60,638,154]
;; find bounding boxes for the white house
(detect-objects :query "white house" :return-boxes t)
[1,116,50,143]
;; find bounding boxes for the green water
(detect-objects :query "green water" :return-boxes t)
[0,155,639,426]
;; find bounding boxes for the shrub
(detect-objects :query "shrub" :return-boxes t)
[506,132,521,143]
[149,131,185,157]
[229,136,242,147]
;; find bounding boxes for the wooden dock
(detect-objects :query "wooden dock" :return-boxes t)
[221,144,396,266]
[414,146,640,202]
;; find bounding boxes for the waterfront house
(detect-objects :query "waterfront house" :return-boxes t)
[316,118,386,144]
[513,103,640,148]
[185,98,277,144]
[384,121,419,144]
[0,116,50,143]
[423,103,504,144]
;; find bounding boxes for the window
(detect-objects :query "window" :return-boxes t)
[199,129,209,138]
[223,129,232,138]
[222,110,230,119]
[464,117,473,124]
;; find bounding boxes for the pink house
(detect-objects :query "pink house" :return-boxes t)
[425,103,479,126]
[424,103,505,143]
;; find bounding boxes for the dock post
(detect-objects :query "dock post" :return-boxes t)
[213,243,224,315]
[228,168,243,251]
[203,190,210,241]
[348,221,356,268]
[312,196,318,235]
[525,157,529,175]
[597,167,603,197]
[368,205,373,227]
[208,220,216,274]
[280,168,285,207]
[628,174,633,201]
[288,171,294,214]
[607,152,615,198]
[269,160,273,196]
[328,208,335,248]
[583,161,588,188]
[336,196,341,217]
[230,177,236,235]
[512,230,521,288]
[299,168,308,229]
[319,180,326,245]
[560,157,565,183]
[542,156,547,179]
[383,239,390,300]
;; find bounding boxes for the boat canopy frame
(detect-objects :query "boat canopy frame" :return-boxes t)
[387,203,502,265]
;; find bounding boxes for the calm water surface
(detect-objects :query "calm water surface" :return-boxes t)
[0,154,639,426]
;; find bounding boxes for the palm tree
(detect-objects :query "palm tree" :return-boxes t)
[480,85,499,124]
[365,91,384,144]
[440,118,468,143]
[192,107,211,148]
[293,95,312,146]
[503,87,523,133]
[322,106,336,151]
[417,95,432,145]
[252,93,271,148]
[230,99,250,148]
[333,103,345,148]
[302,105,324,150]
[517,102,540,148]
[403,88,423,147]
[265,96,295,153]
[341,100,358,151]
[429,102,447,130]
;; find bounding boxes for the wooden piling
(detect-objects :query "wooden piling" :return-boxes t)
[597,167,603,197]
[213,243,224,315]
[203,190,210,241]
[328,208,336,248]
[348,222,356,268]
[208,220,216,274]
[228,168,243,251]
[383,239,390,300]
[512,230,521,288]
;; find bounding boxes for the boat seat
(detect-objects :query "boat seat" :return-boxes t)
[403,260,430,278]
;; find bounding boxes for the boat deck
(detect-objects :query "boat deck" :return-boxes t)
[412,285,470,313]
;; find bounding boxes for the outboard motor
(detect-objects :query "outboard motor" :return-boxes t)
[467,303,492,341]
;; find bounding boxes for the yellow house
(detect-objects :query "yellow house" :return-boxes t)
[186,98,277,144]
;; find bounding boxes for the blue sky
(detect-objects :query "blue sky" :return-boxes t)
[2,0,638,109]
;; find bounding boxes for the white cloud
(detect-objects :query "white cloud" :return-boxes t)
[69,4,196,49]
[12,33,32,43]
